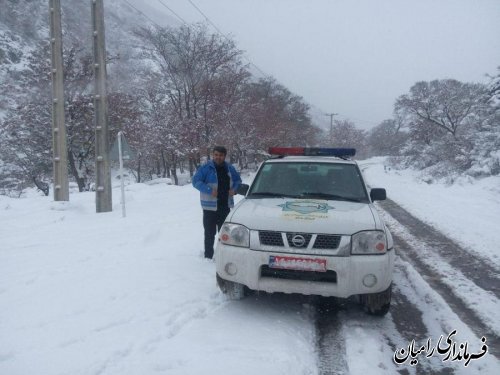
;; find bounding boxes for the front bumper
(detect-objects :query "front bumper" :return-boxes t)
[215,243,394,298]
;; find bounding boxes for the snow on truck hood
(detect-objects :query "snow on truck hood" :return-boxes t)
[228,198,380,234]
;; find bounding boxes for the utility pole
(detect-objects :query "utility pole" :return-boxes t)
[91,0,112,212]
[49,0,69,201]
[325,112,338,145]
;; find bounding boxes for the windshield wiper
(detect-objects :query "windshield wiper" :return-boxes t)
[298,192,365,202]
[247,192,297,199]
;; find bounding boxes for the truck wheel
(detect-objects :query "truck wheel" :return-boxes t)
[216,274,246,300]
[360,283,391,316]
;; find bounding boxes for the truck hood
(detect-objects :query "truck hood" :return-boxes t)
[228,198,379,234]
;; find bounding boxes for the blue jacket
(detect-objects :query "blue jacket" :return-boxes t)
[192,160,242,211]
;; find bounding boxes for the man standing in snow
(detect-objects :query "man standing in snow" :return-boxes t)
[192,146,242,259]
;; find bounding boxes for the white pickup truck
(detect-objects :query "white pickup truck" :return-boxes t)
[215,147,394,315]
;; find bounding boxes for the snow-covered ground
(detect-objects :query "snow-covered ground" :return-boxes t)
[0,172,317,375]
[1,160,499,374]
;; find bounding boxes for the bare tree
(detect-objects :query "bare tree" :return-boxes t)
[136,24,247,158]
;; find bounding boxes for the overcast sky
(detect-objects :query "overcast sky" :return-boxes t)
[129,0,500,129]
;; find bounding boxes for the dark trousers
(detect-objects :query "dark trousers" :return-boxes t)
[203,206,230,259]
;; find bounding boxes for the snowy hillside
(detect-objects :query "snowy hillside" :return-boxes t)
[1,159,499,374]
[0,0,177,96]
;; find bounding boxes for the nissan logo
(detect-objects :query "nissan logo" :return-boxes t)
[291,234,306,247]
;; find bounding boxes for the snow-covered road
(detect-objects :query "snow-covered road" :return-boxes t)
[1,160,499,374]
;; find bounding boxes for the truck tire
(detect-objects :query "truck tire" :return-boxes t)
[360,283,391,316]
[216,274,246,300]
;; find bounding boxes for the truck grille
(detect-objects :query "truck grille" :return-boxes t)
[258,231,341,249]
[312,235,341,249]
[259,231,284,246]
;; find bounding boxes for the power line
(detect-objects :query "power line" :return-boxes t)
[125,0,269,78]
[122,0,162,28]
[321,111,381,129]
[156,0,189,25]
[185,0,269,79]
[119,1,379,126]
[186,0,224,35]
[336,114,381,127]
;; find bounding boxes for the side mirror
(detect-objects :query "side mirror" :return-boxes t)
[237,184,249,195]
[370,188,386,201]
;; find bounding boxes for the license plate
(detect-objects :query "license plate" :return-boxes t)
[269,255,327,272]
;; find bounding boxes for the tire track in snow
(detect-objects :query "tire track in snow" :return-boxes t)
[314,294,416,375]
[371,198,500,357]
[391,262,458,375]
[392,258,500,373]
[379,198,500,297]
[313,252,498,374]
[390,287,436,375]
[313,171,497,372]
[381,206,500,336]
[389,230,500,359]
[313,256,496,375]
[314,297,349,375]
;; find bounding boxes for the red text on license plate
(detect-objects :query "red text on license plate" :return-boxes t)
[269,255,327,272]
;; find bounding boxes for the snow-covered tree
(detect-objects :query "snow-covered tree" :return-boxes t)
[366,119,408,156]
[395,79,487,138]
[393,79,491,176]
[0,40,143,193]
[324,119,366,158]
[466,68,500,176]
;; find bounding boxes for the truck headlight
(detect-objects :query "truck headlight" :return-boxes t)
[351,231,387,255]
[219,223,250,248]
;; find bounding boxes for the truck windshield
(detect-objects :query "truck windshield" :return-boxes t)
[248,162,369,202]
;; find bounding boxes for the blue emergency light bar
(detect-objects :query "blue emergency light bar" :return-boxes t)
[268,147,356,158]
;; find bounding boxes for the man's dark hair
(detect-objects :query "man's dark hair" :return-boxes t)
[213,146,227,155]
